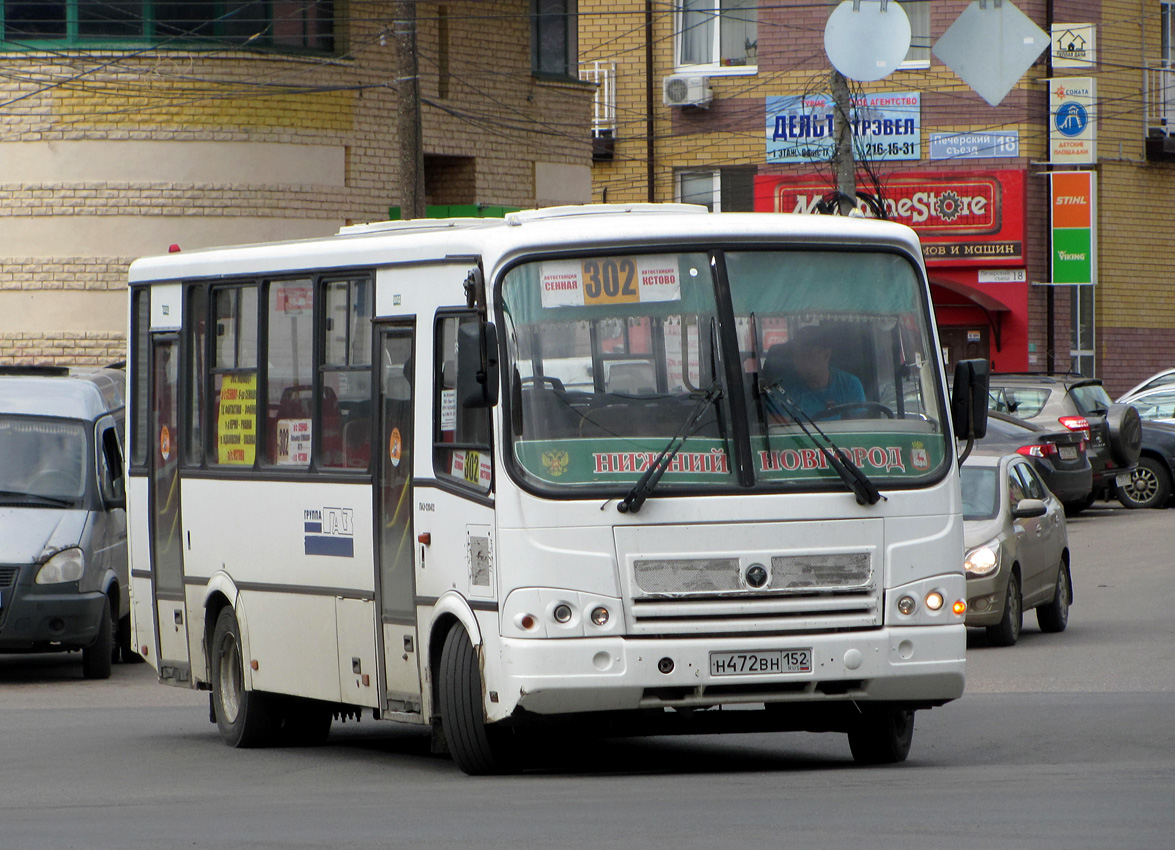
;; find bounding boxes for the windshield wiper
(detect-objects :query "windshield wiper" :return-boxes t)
[0,489,75,507]
[761,383,885,506]
[617,381,723,514]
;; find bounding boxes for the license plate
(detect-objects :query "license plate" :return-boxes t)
[1116,472,1132,487]
[1059,446,1077,460]
[709,649,812,676]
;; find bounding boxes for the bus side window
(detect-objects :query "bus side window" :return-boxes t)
[209,285,259,467]
[434,313,492,492]
[321,277,373,471]
[266,279,315,468]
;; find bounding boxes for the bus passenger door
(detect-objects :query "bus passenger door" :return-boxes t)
[374,324,422,712]
[149,334,191,680]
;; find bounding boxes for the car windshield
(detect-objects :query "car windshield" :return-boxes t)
[1070,383,1112,416]
[0,416,88,503]
[500,248,949,496]
[960,465,999,520]
[989,386,1049,419]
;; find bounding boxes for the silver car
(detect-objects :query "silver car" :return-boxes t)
[960,452,1072,646]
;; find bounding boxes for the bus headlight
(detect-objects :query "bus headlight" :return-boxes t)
[964,542,1000,577]
[590,606,610,626]
[36,548,85,584]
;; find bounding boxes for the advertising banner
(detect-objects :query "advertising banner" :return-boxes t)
[1050,171,1095,285]
[1048,77,1096,163]
[766,91,921,164]
[754,170,1026,267]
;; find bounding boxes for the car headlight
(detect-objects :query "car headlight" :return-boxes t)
[964,542,1000,577]
[36,548,86,584]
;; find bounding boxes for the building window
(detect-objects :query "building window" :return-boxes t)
[1164,1,1174,66]
[532,0,577,78]
[900,1,930,67]
[676,0,757,71]
[1070,284,1095,377]
[1,0,334,52]
[676,168,755,211]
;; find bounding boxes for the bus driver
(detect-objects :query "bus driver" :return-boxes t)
[764,325,866,419]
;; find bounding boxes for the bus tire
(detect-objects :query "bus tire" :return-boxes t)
[848,707,914,765]
[211,608,279,748]
[438,626,520,775]
[82,594,114,680]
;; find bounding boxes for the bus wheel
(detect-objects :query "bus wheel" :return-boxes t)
[211,608,279,748]
[82,594,114,680]
[438,626,520,775]
[848,707,914,765]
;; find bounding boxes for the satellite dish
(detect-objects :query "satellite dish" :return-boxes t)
[824,0,912,82]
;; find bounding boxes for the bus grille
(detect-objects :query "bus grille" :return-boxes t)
[629,553,878,635]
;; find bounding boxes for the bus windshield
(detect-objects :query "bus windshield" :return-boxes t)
[500,248,949,497]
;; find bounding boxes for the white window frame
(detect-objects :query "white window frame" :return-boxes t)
[674,0,758,76]
[1163,1,1175,67]
[676,170,722,211]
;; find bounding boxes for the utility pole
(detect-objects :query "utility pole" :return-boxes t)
[394,1,425,219]
[830,70,857,215]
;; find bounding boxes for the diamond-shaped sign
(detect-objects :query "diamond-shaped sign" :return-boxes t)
[932,1,1048,106]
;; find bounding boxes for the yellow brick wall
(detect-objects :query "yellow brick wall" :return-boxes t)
[0,1,593,368]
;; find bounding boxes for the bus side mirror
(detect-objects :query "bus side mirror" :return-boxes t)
[951,358,990,440]
[457,321,499,409]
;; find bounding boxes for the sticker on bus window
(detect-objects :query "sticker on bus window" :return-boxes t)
[159,424,171,461]
[217,373,257,465]
[276,418,312,466]
[440,389,457,432]
[450,449,492,489]
[539,255,682,309]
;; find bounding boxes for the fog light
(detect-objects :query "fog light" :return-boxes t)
[553,603,573,624]
[925,591,944,611]
[953,600,967,615]
[590,606,609,626]
[897,595,916,615]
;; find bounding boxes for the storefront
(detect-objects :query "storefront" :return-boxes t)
[754,169,1030,372]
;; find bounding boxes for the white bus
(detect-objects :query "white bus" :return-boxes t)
[126,205,988,774]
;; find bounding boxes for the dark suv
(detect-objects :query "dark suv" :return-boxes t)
[987,373,1142,513]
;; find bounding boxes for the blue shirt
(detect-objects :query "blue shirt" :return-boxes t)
[780,367,866,420]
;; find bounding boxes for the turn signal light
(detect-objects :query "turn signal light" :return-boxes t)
[953,600,967,615]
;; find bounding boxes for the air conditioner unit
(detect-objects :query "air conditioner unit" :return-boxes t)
[663,75,712,108]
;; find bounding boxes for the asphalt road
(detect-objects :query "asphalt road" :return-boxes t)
[3,501,1173,850]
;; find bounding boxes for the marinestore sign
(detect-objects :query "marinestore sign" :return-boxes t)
[754,170,1026,267]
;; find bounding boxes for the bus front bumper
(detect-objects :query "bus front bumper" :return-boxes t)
[490,624,965,719]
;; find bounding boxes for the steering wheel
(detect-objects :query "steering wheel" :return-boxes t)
[811,401,895,421]
[519,376,565,393]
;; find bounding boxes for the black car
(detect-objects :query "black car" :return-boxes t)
[977,411,1093,506]
[987,373,1142,512]
[1115,420,1175,509]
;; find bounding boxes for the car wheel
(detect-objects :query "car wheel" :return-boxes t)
[848,708,915,765]
[438,626,522,775]
[1115,456,1172,510]
[82,594,114,680]
[986,571,1022,647]
[1037,560,1072,633]
[210,608,280,748]
[1106,403,1143,467]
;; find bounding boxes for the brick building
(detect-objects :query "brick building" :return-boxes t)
[580,1,1175,395]
[0,1,593,368]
